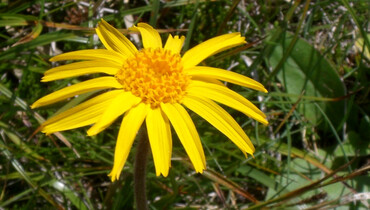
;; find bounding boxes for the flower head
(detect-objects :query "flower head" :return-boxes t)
[32,19,268,181]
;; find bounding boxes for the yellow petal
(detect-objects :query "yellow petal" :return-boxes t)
[164,34,185,54]
[186,66,267,93]
[182,33,246,69]
[187,81,268,125]
[131,23,162,49]
[96,19,137,57]
[146,108,172,176]
[108,103,148,182]
[49,49,126,64]
[42,61,121,82]
[183,95,255,154]
[190,76,225,86]
[31,77,122,108]
[87,91,141,136]
[160,103,205,173]
[42,90,122,134]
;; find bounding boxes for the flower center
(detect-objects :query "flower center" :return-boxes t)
[116,48,190,108]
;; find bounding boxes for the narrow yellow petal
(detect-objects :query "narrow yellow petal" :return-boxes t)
[96,19,137,57]
[187,81,268,125]
[160,103,206,173]
[182,33,246,69]
[190,76,225,86]
[49,49,126,64]
[42,90,122,134]
[183,95,255,154]
[146,108,172,176]
[131,23,162,49]
[186,66,267,93]
[87,91,141,136]
[164,34,185,54]
[31,77,122,108]
[108,103,148,182]
[42,61,121,82]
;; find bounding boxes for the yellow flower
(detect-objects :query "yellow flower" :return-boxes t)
[32,19,268,181]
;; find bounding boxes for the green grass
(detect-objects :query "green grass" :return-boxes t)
[0,0,369,209]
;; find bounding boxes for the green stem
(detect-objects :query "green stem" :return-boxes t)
[134,124,150,210]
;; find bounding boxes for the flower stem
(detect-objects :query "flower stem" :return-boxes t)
[134,124,150,210]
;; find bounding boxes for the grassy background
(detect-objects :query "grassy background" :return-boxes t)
[0,0,369,209]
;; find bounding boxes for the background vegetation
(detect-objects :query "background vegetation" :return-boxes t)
[0,0,369,209]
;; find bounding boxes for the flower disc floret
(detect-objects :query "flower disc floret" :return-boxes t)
[116,48,190,108]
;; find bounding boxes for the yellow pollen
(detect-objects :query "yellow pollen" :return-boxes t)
[116,48,190,108]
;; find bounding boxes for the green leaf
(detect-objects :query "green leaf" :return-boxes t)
[50,180,89,210]
[0,13,38,26]
[12,22,43,46]
[0,31,77,61]
[236,164,290,198]
[265,30,346,128]
[335,131,370,157]
[0,121,44,161]
[0,19,28,27]
[203,169,259,203]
